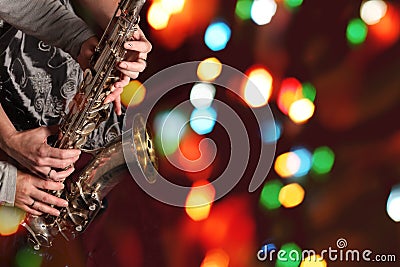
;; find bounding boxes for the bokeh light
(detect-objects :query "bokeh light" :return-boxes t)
[387,184,400,222]
[279,183,305,208]
[301,82,316,102]
[185,181,216,221]
[178,131,215,180]
[160,0,186,15]
[201,248,230,267]
[197,57,223,82]
[190,83,216,109]
[190,107,217,135]
[261,119,282,144]
[284,0,304,9]
[120,80,146,107]
[288,98,315,124]
[277,77,302,115]
[154,110,188,156]
[346,18,368,45]
[204,21,231,51]
[15,247,43,267]
[276,242,302,267]
[251,0,277,26]
[260,179,284,210]
[291,147,312,177]
[311,146,335,175]
[360,0,387,25]
[368,2,400,46]
[274,152,301,178]
[0,206,25,236]
[147,2,170,30]
[300,255,327,267]
[243,66,273,108]
[235,0,253,20]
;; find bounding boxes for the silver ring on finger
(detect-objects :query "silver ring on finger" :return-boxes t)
[29,199,36,208]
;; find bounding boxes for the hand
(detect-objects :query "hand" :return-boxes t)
[77,29,152,115]
[14,170,68,216]
[104,28,152,115]
[3,126,80,182]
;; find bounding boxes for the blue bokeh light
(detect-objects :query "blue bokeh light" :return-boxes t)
[204,21,231,51]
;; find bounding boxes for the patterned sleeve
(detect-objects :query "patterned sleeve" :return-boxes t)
[0,161,17,206]
[0,0,95,59]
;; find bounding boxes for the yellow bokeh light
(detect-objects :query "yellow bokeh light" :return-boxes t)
[185,181,215,221]
[120,80,146,107]
[147,2,170,30]
[279,183,305,208]
[197,57,223,82]
[160,0,185,14]
[201,249,230,267]
[300,255,327,267]
[0,206,26,236]
[274,152,301,178]
[244,67,273,108]
[288,98,315,124]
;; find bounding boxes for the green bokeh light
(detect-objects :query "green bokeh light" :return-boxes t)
[346,18,368,45]
[301,83,316,102]
[235,0,253,20]
[312,146,335,174]
[284,0,304,9]
[260,179,283,210]
[275,242,302,267]
[15,248,43,267]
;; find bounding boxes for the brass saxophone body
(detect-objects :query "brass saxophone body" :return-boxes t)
[21,0,156,250]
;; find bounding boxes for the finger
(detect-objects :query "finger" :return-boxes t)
[23,206,43,216]
[33,178,65,191]
[104,86,123,104]
[14,201,43,216]
[117,69,139,80]
[124,40,152,53]
[118,61,146,73]
[49,167,75,182]
[113,75,130,88]
[40,145,81,160]
[39,155,79,170]
[30,200,62,217]
[113,95,122,116]
[31,189,68,208]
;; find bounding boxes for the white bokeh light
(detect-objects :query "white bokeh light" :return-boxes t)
[251,0,277,26]
[360,0,387,25]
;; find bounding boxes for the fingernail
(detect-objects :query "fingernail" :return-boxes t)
[119,62,128,69]
[63,201,69,207]
[104,99,111,104]
[55,211,61,216]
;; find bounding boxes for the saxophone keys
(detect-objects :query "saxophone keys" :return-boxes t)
[75,136,88,148]
[81,122,96,135]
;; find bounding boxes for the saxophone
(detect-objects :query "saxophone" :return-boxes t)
[20,0,157,250]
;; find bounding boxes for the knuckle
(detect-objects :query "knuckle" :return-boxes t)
[43,180,52,189]
[42,195,49,203]
[36,157,46,166]
[38,145,48,157]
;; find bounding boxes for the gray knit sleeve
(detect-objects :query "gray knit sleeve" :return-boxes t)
[0,0,95,59]
[0,161,17,206]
